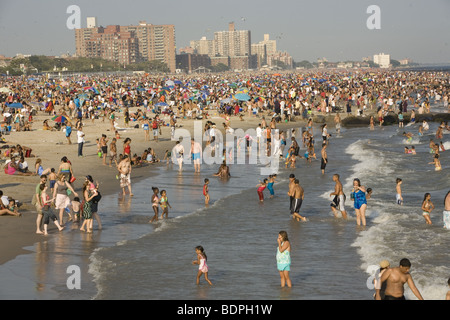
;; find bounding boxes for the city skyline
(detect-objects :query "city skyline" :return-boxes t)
[1,0,450,64]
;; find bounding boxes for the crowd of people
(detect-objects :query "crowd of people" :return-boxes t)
[1,69,449,299]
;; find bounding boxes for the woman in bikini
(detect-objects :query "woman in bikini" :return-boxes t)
[421,193,434,225]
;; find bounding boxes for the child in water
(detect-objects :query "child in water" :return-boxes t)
[267,174,277,198]
[256,179,268,202]
[396,178,403,205]
[149,187,159,223]
[421,193,434,225]
[192,246,213,285]
[203,178,210,205]
[159,190,172,219]
[429,154,442,171]
[71,197,81,222]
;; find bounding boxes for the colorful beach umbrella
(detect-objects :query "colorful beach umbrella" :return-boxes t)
[52,115,67,123]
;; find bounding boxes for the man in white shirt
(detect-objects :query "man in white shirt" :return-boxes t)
[77,126,85,157]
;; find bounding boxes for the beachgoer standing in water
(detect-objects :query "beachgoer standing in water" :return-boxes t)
[291,179,306,221]
[330,174,347,219]
[444,191,450,230]
[351,178,367,227]
[380,258,424,300]
[190,138,202,173]
[192,246,212,285]
[396,178,403,205]
[276,231,292,288]
[256,179,268,202]
[421,193,434,225]
[149,187,160,223]
[203,178,210,205]
[117,155,133,196]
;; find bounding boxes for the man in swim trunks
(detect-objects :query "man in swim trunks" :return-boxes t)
[117,155,133,196]
[190,138,202,173]
[380,258,424,300]
[287,174,295,215]
[330,174,347,219]
[320,142,327,174]
[100,134,108,165]
[291,179,306,222]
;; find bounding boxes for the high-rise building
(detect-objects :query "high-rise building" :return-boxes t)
[75,25,138,65]
[251,34,278,68]
[86,17,97,28]
[75,19,176,72]
[190,37,215,56]
[373,53,390,68]
[214,22,251,57]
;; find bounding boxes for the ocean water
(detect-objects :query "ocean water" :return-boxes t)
[0,120,449,300]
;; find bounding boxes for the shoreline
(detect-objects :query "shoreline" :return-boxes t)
[0,109,307,265]
[1,105,447,266]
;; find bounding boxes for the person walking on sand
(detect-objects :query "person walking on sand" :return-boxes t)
[443,191,450,230]
[380,258,424,300]
[109,138,117,167]
[77,125,85,157]
[117,155,133,196]
[100,134,109,166]
[330,174,347,219]
[421,193,434,225]
[192,246,213,285]
[276,231,292,288]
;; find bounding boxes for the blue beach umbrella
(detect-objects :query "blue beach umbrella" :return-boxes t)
[7,103,23,108]
[235,93,250,101]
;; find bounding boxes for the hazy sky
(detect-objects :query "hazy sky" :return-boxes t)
[1,0,450,63]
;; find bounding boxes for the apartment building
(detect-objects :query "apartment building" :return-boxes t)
[75,19,176,72]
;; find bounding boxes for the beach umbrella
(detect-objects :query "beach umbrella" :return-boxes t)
[235,93,251,101]
[174,80,183,85]
[0,87,11,93]
[52,115,67,123]
[165,80,175,87]
[236,87,249,94]
[6,103,23,108]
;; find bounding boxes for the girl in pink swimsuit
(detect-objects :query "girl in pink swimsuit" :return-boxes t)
[149,187,159,223]
[192,246,212,285]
